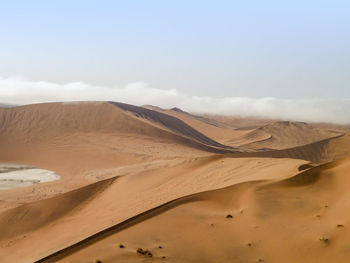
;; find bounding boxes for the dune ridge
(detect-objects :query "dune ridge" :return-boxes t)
[37,158,350,263]
[0,175,116,242]
[48,158,350,263]
[109,102,235,150]
[0,101,349,263]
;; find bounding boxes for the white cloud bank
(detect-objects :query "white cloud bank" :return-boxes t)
[1,76,349,124]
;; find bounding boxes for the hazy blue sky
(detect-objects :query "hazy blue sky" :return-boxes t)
[1,0,349,99]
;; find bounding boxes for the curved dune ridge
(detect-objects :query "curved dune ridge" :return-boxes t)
[234,132,349,164]
[159,107,253,146]
[37,159,350,263]
[0,176,116,242]
[230,121,343,150]
[0,102,217,146]
[0,101,349,263]
[0,156,306,262]
[109,102,235,150]
[0,102,235,160]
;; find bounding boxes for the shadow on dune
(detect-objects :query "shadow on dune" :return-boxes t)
[109,102,234,150]
[35,158,349,262]
[0,176,117,242]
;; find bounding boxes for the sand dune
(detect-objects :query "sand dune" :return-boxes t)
[0,176,115,242]
[0,102,216,211]
[233,121,343,150]
[0,101,349,263]
[144,106,343,150]
[160,107,253,146]
[197,114,275,129]
[143,106,230,129]
[109,102,234,150]
[52,159,350,263]
[0,156,306,262]
[227,128,272,147]
[248,132,350,163]
[0,102,228,151]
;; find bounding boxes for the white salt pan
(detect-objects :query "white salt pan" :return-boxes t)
[0,165,60,190]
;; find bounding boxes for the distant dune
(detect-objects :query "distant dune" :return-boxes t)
[109,102,234,151]
[0,103,15,108]
[238,121,343,150]
[0,101,349,263]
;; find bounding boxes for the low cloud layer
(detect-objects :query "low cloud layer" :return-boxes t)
[1,76,349,124]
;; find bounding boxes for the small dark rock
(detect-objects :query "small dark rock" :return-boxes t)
[226,214,233,218]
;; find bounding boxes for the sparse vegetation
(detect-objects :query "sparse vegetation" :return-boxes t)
[137,248,153,257]
[319,237,330,244]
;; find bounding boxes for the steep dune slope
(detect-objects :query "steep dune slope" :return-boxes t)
[143,106,229,129]
[0,101,238,176]
[160,107,252,146]
[0,102,232,172]
[227,128,272,147]
[0,102,226,151]
[196,114,275,129]
[0,102,346,214]
[0,101,349,263]
[0,157,306,262]
[109,102,234,150]
[0,102,224,211]
[56,159,350,263]
[143,106,274,148]
[158,109,343,150]
[251,132,350,164]
[0,176,116,242]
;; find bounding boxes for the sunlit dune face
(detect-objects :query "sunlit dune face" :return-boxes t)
[0,102,349,263]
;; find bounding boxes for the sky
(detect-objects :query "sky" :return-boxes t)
[0,0,350,123]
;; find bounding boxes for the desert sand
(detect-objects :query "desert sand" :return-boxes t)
[0,101,349,263]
